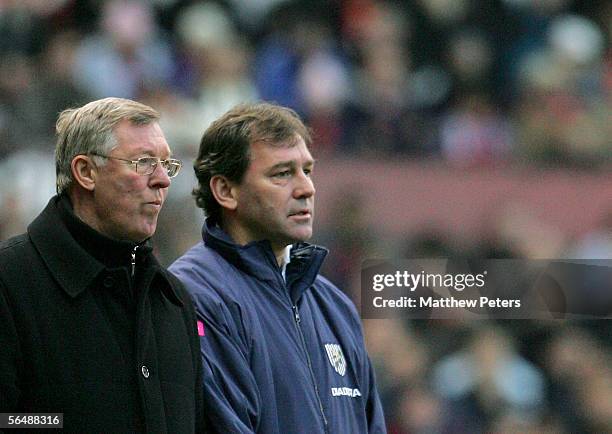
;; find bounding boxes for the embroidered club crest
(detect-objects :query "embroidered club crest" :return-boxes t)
[325,343,346,376]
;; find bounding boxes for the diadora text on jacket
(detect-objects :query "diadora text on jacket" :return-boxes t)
[170,220,386,434]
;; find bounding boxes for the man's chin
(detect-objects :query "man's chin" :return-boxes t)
[130,223,157,243]
[290,229,313,243]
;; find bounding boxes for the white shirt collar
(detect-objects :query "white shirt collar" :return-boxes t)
[280,245,292,281]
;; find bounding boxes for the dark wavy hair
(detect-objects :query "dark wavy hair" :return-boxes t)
[193,102,312,224]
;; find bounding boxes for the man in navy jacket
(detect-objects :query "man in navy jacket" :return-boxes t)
[170,102,386,433]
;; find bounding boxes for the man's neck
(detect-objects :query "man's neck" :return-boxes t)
[69,191,104,236]
[57,194,141,268]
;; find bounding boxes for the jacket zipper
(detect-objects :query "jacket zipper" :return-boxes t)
[131,245,139,277]
[269,248,328,433]
[292,304,329,433]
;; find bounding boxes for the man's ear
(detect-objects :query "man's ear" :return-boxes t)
[71,155,97,191]
[210,175,238,211]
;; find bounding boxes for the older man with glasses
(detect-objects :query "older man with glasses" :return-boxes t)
[0,97,205,433]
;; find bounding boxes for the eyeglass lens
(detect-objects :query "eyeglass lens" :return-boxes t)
[137,158,181,177]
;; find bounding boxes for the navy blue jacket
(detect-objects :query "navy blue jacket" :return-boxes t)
[170,221,386,434]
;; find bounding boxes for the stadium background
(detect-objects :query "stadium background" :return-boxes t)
[0,0,610,432]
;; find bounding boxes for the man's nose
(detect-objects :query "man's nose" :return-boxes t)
[294,171,315,198]
[149,162,171,188]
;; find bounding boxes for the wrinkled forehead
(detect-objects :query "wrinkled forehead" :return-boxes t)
[249,134,313,164]
[251,132,308,150]
[112,120,171,154]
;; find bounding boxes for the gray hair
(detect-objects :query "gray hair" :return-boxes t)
[55,97,160,194]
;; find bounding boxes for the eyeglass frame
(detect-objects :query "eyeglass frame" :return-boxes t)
[87,152,183,178]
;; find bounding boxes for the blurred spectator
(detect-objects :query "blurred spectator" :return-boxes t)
[72,0,175,99]
[342,1,440,157]
[545,326,612,432]
[440,92,514,167]
[176,2,258,121]
[446,28,496,98]
[567,211,612,259]
[225,0,289,32]
[390,384,450,434]
[514,13,610,167]
[491,202,566,258]
[0,1,47,57]
[0,52,36,156]
[13,31,91,151]
[489,412,568,434]
[0,150,56,239]
[296,20,350,156]
[318,190,378,301]
[364,319,429,424]
[432,327,545,430]
[254,4,307,110]
[0,1,52,155]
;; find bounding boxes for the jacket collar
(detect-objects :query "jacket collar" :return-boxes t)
[57,194,145,269]
[202,218,328,302]
[28,195,182,305]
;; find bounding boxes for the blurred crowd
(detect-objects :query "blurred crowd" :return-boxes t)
[0,0,610,432]
[1,0,610,165]
[365,319,612,433]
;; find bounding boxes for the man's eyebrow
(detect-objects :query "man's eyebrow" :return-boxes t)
[136,148,173,158]
[267,159,316,171]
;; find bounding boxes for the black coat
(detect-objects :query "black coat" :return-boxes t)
[0,196,205,433]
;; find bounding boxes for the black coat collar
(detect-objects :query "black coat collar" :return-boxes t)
[28,195,182,305]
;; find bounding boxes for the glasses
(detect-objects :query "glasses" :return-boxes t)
[89,153,182,178]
